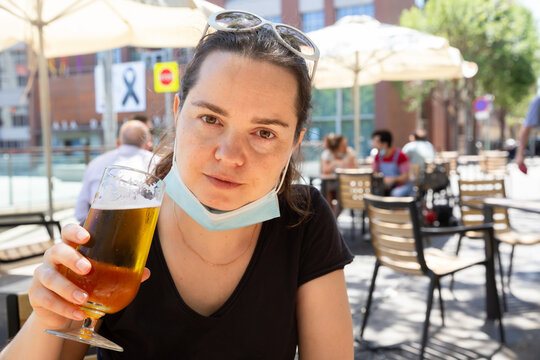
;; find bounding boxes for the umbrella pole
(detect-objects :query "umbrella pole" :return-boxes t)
[353,53,361,158]
[37,24,54,219]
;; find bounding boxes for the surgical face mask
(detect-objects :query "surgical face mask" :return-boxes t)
[163,147,290,231]
[379,148,387,157]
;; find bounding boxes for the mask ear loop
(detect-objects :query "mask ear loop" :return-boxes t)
[275,153,292,193]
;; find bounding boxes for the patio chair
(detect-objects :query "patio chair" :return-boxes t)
[336,168,373,239]
[0,213,61,263]
[457,178,540,306]
[436,151,458,174]
[360,194,504,359]
[479,151,508,177]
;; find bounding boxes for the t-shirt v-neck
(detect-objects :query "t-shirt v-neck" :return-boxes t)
[155,221,268,319]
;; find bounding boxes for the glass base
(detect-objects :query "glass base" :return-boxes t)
[45,328,123,352]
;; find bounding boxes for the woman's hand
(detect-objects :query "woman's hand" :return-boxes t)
[28,223,152,330]
[28,224,92,330]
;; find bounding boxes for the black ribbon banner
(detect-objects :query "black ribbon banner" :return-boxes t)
[122,67,139,106]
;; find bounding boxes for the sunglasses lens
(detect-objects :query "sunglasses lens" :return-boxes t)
[275,25,316,57]
[215,11,262,30]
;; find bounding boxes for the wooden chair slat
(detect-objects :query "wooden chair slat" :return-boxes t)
[379,258,423,276]
[371,221,413,237]
[368,206,411,223]
[375,244,418,263]
[376,233,416,251]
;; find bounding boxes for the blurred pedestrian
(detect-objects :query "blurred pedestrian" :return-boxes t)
[515,96,540,174]
[132,114,155,150]
[321,133,356,211]
[402,129,435,170]
[74,120,157,222]
[371,129,413,197]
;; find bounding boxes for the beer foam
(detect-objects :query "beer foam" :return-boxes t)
[91,199,161,210]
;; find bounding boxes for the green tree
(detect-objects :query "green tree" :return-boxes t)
[400,0,540,152]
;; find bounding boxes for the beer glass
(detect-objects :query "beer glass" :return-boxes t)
[45,165,165,351]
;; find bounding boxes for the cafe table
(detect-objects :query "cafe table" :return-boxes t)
[482,198,540,320]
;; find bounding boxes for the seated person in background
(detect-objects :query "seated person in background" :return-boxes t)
[371,129,413,197]
[402,129,435,170]
[321,133,356,211]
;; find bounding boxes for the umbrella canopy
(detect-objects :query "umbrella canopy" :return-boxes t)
[0,0,222,218]
[0,0,221,57]
[308,15,477,154]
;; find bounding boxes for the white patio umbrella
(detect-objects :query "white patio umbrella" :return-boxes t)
[308,15,477,155]
[0,0,222,218]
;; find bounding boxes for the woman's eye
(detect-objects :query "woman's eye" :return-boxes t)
[201,115,219,125]
[256,129,275,139]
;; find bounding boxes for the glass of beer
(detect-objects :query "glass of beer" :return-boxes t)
[45,165,165,352]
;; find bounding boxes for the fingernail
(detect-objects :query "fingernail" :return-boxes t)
[76,258,91,273]
[77,230,88,240]
[73,290,87,304]
[73,309,86,320]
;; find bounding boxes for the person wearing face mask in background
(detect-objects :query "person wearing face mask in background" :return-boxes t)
[371,129,413,197]
[2,10,355,360]
[320,133,356,213]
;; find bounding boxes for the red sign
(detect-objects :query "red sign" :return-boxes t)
[154,62,179,93]
[473,96,489,112]
[159,69,173,85]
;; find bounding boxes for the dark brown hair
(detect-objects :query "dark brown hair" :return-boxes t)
[153,28,313,222]
[324,133,346,152]
[371,129,393,147]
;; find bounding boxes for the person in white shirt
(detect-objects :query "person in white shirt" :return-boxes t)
[74,120,157,222]
[402,129,435,170]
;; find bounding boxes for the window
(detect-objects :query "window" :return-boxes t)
[336,4,375,20]
[12,50,27,88]
[302,10,324,32]
[12,114,29,127]
[310,85,375,156]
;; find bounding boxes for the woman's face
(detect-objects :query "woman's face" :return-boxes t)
[174,51,304,211]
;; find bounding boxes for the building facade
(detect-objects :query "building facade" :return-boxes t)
[0,0,429,155]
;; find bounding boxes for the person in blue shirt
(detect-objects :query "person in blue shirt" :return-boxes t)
[515,96,540,173]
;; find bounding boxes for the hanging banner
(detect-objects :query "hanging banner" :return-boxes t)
[95,61,146,113]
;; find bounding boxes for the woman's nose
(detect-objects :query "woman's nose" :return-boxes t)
[214,132,246,167]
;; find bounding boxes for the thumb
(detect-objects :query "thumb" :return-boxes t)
[141,267,151,283]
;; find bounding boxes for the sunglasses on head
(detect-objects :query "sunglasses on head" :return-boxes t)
[202,10,320,81]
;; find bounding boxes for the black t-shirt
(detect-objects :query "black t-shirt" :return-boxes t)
[97,185,353,360]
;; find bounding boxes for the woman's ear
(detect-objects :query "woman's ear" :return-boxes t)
[173,94,180,126]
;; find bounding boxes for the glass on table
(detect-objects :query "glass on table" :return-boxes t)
[45,165,165,352]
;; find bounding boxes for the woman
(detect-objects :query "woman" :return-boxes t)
[320,134,356,212]
[1,11,354,360]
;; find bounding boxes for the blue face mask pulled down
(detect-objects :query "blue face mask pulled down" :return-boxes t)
[163,152,288,232]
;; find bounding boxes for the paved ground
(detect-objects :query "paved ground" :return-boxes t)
[340,162,540,359]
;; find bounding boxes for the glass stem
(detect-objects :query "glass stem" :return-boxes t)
[81,317,99,334]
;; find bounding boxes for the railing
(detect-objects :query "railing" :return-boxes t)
[0,146,113,210]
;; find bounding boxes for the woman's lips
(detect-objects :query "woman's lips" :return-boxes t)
[204,174,242,189]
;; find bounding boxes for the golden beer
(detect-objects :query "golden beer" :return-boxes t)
[47,166,164,351]
[65,206,159,315]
